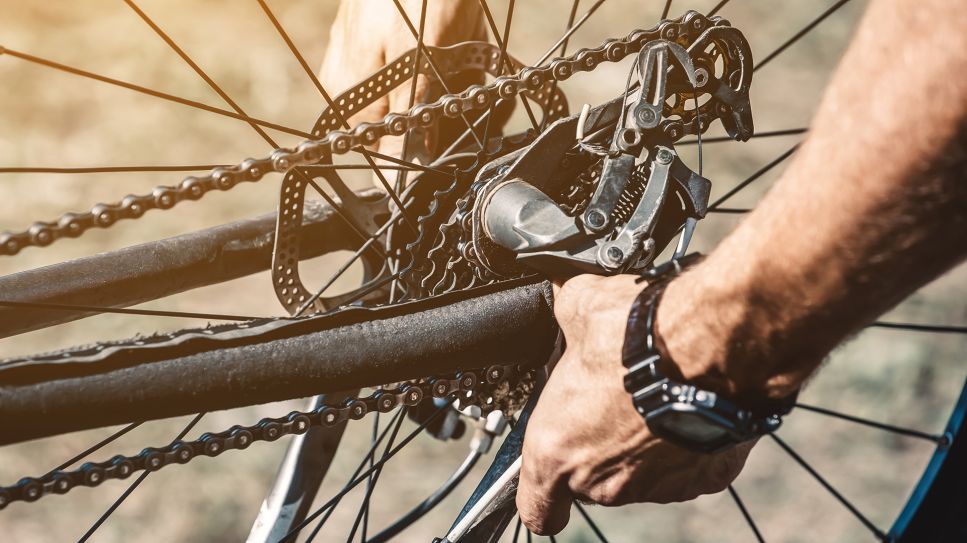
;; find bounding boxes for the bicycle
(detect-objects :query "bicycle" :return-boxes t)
[0,1,964,541]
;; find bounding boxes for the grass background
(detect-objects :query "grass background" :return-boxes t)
[0,0,965,541]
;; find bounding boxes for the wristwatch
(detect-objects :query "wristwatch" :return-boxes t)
[622,255,796,454]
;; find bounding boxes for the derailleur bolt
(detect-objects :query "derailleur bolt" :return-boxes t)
[637,107,656,125]
[656,149,674,164]
[606,246,624,262]
[586,209,607,229]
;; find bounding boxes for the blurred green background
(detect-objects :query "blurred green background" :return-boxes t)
[0,0,964,541]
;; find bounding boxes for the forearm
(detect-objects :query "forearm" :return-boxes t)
[658,0,967,399]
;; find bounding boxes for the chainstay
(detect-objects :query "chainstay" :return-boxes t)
[0,11,721,256]
[0,364,523,509]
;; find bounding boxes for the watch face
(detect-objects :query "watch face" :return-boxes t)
[652,410,729,443]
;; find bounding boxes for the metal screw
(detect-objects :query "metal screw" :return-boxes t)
[694,68,709,87]
[606,246,624,262]
[586,209,606,229]
[656,149,673,164]
[637,108,656,125]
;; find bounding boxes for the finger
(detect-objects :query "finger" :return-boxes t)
[517,457,572,535]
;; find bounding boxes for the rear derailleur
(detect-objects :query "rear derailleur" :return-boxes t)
[473,28,754,277]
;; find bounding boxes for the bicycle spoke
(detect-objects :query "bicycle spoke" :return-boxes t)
[0,165,226,174]
[869,321,967,335]
[660,0,673,19]
[0,47,311,138]
[477,0,541,133]
[342,410,408,543]
[795,403,946,443]
[707,207,750,214]
[476,0,517,147]
[301,176,390,261]
[446,0,607,153]
[391,0,486,150]
[128,0,406,241]
[123,0,281,147]
[574,502,609,542]
[754,0,856,73]
[361,411,381,542]
[707,0,731,17]
[77,413,205,543]
[256,0,431,196]
[727,485,765,543]
[299,409,406,541]
[391,0,428,194]
[709,144,799,210]
[254,0,326,98]
[283,401,452,542]
[441,106,493,159]
[535,0,607,67]
[513,517,523,542]
[0,300,260,321]
[679,128,808,145]
[48,422,143,475]
[537,0,580,132]
[769,434,887,540]
[253,1,419,234]
[122,0,406,254]
[294,211,401,316]
[302,163,432,172]
[330,271,404,312]
[0,163,436,175]
[363,150,455,177]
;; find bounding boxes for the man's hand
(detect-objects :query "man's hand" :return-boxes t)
[320,0,486,185]
[516,274,754,535]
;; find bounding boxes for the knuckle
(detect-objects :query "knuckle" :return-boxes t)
[589,474,631,506]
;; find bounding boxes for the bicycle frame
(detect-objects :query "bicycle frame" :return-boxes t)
[0,189,385,338]
[0,277,556,445]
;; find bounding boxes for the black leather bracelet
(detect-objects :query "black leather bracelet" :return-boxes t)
[621,254,796,453]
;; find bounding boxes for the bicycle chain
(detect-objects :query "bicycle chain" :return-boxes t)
[0,10,725,257]
[0,364,523,509]
[0,9,734,510]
